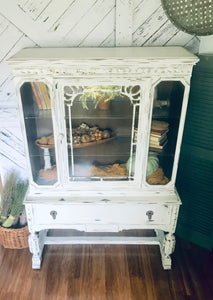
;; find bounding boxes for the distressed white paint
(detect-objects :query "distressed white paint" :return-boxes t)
[143,20,179,46]
[0,126,27,180]
[37,0,76,29]
[18,0,53,21]
[0,16,23,61]
[115,0,133,46]
[133,0,161,33]
[63,0,115,46]
[44,236,160,245]
[0,5,203,271]
[79,8,115,47]
[0,35,35,102]
[0,0,63,45]
[8,47,198,269]
[0,1,202,266]
[133,6,169,46]
[49,0,99,35]
[100,32,115,47]
[0,0,200,105]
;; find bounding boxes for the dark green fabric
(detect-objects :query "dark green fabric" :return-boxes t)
[176,55,213,251]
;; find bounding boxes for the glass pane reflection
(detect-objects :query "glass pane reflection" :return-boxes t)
[146,81,185,185]
[64,85,141,181]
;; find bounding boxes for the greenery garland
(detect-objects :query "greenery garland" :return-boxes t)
[79,86,122,109]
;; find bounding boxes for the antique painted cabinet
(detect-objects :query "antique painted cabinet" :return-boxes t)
[7,47,198,269]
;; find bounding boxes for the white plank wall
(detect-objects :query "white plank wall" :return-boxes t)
[0,0,200,180]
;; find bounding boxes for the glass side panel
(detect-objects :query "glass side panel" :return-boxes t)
[20,82,57,185]
[146,81,184,185]
[64,85,141,181]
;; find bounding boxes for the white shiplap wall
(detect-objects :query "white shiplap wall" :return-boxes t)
[0,0,200,180]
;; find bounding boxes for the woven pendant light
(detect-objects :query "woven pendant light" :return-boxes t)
[161,0,213,36]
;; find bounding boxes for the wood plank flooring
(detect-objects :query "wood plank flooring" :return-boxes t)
[0,231,212,300]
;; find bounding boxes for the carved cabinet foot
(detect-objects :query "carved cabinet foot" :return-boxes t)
[28,230,48,269]
[159,232,176,270]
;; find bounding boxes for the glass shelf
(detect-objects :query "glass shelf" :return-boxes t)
[24,110,52,120]
[67,99,138,120]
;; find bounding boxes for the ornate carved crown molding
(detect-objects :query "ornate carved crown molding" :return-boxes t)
[12,63,193,79]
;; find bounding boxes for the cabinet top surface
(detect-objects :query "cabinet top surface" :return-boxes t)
[7,47,198,63]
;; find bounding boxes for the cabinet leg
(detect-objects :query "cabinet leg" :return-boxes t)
[157,230,176,270]
[28,230,48,269]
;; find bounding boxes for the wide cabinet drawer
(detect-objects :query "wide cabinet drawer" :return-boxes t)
[31,203,173,227]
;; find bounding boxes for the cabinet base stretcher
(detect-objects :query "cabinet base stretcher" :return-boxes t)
[28,229,175,270]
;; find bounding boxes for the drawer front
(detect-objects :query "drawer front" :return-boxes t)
[32,203,172,227]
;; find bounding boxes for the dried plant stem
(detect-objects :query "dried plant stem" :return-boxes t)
[2,180,28,228]
[0,172,18,223]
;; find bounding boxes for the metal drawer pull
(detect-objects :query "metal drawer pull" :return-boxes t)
[146,210,154,221]
[50,210,57,220]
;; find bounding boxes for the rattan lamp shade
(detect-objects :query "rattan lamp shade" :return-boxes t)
[161,0,213,36]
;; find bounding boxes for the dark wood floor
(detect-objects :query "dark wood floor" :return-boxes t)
[0,231,212,300]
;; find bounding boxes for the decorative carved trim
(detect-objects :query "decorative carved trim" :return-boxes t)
[63,85,141,105]
[28,232,40,255]
[25,204,34,232]
[28,230,48,269]
[162,233,176,258]
[12,64,193,78]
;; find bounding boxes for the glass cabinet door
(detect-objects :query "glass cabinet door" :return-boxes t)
[63,85,141,182]
[20,81,58,185]
[146,81,185,185]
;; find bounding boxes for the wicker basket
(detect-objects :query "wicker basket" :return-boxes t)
[0,226,29,249]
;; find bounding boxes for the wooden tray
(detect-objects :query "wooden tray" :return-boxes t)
[72,135,116,149]
[36,135,116,149]
[35,140,55,149]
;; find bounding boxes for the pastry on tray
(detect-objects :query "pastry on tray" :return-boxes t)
[71,122,113,146]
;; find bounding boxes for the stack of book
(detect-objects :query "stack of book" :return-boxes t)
[31,82,51,110]
[149,120,169,152]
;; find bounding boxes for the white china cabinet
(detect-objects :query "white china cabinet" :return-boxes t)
[7,47,198,269]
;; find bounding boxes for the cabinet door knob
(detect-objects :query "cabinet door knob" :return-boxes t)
[58,133,64,143]
[50,210,57,220]
[146,210,154,221]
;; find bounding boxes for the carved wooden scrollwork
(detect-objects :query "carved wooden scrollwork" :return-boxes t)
[12,64,193,78]
[162,233,176,257]
[63,85,142,105]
